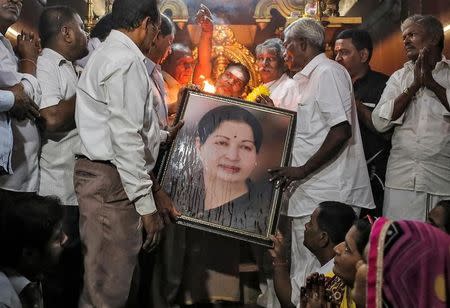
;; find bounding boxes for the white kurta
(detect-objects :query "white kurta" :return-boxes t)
[289,53,374,218]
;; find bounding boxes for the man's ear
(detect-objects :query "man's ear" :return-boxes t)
[359,48,369,64]
[300,37,308,52]
[140,16,150,31]
[318,231,329,248]
[61,25,72,43]
[428,33,441,49]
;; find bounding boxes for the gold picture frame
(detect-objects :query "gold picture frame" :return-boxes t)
[159,89,296,247]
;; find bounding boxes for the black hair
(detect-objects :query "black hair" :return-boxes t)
[90,13,113,41]
[112,0,159,31]
[436,200,450,233]
[225,62,251,85]
[317,201,357,245]
[0,192,64,268]
[353,218,372,256]
[197,105,263,153]
[336,29,373,62]
[160,13,175,37]
[38,5,78,48]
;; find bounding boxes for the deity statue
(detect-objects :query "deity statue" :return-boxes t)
[323,0,340,17]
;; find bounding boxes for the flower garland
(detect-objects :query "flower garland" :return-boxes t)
[245,85,270,102]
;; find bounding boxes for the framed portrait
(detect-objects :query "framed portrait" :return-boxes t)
[159,89,296,247]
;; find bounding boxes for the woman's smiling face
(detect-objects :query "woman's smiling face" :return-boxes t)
[197,120,258,183]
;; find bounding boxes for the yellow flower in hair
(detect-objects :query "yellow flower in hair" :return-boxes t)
[245,85,271,102]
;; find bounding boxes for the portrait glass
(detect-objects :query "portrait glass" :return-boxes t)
[160,90,296,246]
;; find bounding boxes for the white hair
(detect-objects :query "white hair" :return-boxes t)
[284,18,325,51]
[255,38,285,60]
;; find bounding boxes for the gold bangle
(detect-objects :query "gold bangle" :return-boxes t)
[19,58,37,67]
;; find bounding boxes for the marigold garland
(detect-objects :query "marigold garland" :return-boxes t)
[245,85,270,102]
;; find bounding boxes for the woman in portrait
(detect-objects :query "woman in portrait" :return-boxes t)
[187,104,271,235]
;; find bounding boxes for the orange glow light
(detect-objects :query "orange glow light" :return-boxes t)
[199,75,216,94]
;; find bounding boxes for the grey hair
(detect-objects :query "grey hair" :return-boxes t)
[255,38,286,60]
[284,18,325,52]
[401,14,444,51]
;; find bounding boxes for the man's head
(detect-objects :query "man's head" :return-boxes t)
[147,13,175,64]
[112,0,161,52]
[39,6,89,61]
[334,29,373,80]
[304,201,356,257]
[215,62,251,98]
[428,200,450,234]
[0,0,22,32]
[0,193,66,279]
[161,43,194,85]
[283,18,325,73]
[255,38,286,83]
[401,14,444,61]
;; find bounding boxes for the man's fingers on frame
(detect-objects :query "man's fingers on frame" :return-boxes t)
[161,212,171,226]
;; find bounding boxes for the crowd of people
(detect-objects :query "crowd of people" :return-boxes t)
[0,0,449,307]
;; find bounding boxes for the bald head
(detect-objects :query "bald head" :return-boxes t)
[161,43,194,85]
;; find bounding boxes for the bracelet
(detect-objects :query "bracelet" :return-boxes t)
[19,58,37,67]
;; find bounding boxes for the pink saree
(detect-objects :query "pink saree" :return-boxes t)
[367,217,450,308]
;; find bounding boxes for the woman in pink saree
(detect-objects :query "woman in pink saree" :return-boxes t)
[363,217,450,308]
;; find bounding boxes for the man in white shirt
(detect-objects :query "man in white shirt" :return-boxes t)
[161,43,195,115]
[254,38,299,111]
[0,0,41,192]
[270,202,356,308]
[74,0,177,306]
[269,18,374,307]
[36,6,88,307]
[372,14,450,220]
[146,13,174,133]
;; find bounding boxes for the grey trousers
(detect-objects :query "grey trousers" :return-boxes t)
[74,158,142,308]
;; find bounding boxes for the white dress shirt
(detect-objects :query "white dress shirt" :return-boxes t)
[372,57,450,195]
[37,48,80,205]
[289,53,374,217]
[0,271,30,308]
[145,58,170,142]
[265,73,299,111]
[0,33,41,192]
[75,30,160,215]
[0,89,14,174]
